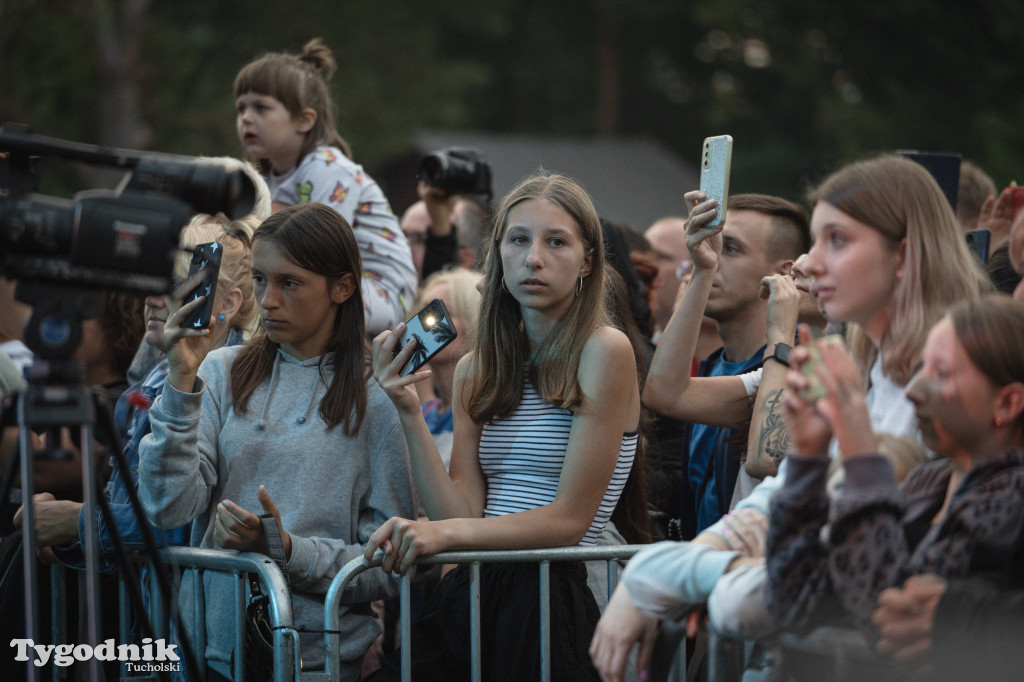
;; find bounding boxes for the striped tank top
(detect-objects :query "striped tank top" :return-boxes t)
[478,379,638,545]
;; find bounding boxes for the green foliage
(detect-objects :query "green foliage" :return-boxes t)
[2,0,1023,206]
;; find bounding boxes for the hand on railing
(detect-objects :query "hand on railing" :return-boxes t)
[589,582,659,682]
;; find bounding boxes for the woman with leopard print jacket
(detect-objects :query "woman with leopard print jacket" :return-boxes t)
[766,296,1024,634]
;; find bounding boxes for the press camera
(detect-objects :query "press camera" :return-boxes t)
[0,123,256,359]
[417,147,492,196]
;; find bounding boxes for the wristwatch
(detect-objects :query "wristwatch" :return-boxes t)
[764,342,793,367]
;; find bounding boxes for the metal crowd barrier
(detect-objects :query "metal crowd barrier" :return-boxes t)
[321,545,648,682]
[122,546,298,681]
[112,545,653,681]
[68,545,903,682]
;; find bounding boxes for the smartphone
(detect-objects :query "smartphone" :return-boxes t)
[798,341,826,404]
[894,150,962,211]
[965,228,991,264]
[180,241,222,329]
[797,334,843,404]
[699,135,733,227]
[391,298,458,376]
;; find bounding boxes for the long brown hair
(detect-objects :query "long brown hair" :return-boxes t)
[468,172,611,422]
[604,266,652,543]
[234,37,352,172]
[231,204,368,434]
[808,154,990,385]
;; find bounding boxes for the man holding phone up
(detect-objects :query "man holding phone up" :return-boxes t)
[643,192,809,536]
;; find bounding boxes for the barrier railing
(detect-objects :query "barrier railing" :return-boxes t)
[320,545,647,682]
[121,546,298,681]
[50,545,920,682]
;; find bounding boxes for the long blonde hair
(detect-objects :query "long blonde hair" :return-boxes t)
[808,155,990,385]
[468,172,610,422]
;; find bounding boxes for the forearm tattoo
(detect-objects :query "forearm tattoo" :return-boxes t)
[757,389,789,465]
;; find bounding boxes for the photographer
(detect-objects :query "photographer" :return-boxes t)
[407,148,492,282]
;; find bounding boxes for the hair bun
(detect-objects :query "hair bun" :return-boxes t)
[300,37,336,79]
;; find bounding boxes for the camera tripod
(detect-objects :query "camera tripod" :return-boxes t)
[3,283,201,682]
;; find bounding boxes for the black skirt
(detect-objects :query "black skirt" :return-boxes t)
[368,560,601,682]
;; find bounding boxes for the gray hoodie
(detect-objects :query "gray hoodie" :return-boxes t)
[139,345,415,678]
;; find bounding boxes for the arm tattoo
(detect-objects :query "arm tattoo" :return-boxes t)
[757,389,789,465]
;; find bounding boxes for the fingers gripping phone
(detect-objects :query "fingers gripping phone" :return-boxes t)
[181,241,222,329]
[699,135,733,227]
[391,298,458,376]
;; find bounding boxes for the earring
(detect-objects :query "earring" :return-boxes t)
[576,276,583,297]
[995,415,1003,428]
[501,277,510,293]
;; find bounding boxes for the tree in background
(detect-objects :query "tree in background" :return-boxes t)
[2,0,1022,202]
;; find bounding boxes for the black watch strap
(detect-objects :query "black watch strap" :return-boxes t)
[764,342,793,367]
[259,513,289,589]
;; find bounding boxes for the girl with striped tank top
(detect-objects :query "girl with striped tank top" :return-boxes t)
[367,172,642,681]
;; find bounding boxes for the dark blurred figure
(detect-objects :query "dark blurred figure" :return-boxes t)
[957,159,997,232]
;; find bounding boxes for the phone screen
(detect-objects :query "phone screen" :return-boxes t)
[391,298,458,376]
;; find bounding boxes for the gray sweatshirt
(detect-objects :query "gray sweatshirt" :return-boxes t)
[139,345,416,677]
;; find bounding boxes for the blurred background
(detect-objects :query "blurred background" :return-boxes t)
[3,0,1023,225]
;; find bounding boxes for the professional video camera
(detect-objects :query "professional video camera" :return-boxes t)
[0,123,255,297]
[417,147,493,197]
[0,125,254,681]
[1,124,256,361]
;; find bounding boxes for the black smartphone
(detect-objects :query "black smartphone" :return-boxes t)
[180,241,222,329]
[965,228,991,264]
[391,298,458,376]
[894,150,962,211]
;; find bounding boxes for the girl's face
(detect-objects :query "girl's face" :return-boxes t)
[236,92,311,174]
[905,316,1000,456]
[499,199,593,321]
[251,240,353,360]
[803,202,903,340]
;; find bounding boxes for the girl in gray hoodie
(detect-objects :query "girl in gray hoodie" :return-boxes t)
[139,202,416,680]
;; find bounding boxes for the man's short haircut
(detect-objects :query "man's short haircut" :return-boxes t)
[728,193,810,262]
[957,159,997,229]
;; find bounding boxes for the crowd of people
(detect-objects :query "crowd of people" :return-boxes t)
[3,35,1024,682]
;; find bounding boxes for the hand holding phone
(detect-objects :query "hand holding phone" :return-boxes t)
[698,135,733,227]
[180,242,222,330]
[391,298,458,376]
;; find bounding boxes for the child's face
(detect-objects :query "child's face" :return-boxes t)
[236,92,309,174]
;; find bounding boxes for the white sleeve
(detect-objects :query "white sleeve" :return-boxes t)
[707,563,779,640]
[620,541,740,619]
[739,367,762,403]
